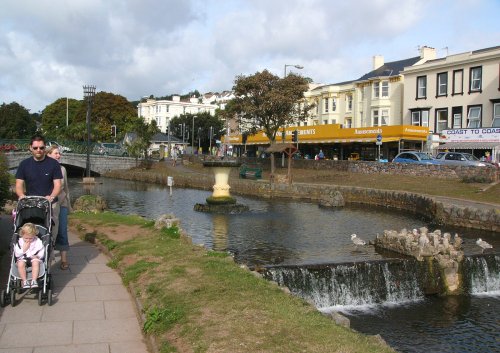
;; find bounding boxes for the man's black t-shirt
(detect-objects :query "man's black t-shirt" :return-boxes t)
[16,157,63,197]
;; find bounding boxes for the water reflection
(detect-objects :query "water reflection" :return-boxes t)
[69,177,498,267]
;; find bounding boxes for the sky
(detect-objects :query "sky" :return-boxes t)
[1,0,499,113]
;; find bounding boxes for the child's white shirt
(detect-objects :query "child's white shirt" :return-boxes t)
[14,237,44,261]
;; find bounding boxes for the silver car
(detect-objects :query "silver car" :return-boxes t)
[434,152,489,167]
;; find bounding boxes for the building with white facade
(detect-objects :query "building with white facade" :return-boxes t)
[138,96,218,133]
[402,45,500,161]
[304,46,436,129]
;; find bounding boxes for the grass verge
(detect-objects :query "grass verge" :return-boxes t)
[70,211,394,353]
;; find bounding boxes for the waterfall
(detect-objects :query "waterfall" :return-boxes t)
[463,254,500,294]
[264,259,425,308]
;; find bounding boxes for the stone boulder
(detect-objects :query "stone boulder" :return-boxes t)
[73,195,107,213]
[154,213,180,229]
[319,191,345,208]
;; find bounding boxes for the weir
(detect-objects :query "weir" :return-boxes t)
[263,254,500,308]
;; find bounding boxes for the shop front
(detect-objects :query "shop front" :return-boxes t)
[437,128,500,163]
[228,125,429,161]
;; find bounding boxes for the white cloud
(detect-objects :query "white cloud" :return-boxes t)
[0,0,498,112]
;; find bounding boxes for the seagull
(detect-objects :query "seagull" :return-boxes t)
[476,238,493,253]
[351,234,366,246]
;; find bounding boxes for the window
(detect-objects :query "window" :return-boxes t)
[347,95,353,111]
[493,103,500,127]
[436,109,448,133]
[437,72,448,97]
[373,110,379,126]
[324,98,329,113]
[332,98,337,111]
[315,100,319,114]
[373,82,380,98]
[323,119,328,125]
[380,109,389,126]
[467,106,482,128]
[469,66,482,93]
[345,118,352,128]
[452,69,463,95]
[452,106,462,129]
[381,81,389,97]
[417,76,427,99]
[411,110,429,127]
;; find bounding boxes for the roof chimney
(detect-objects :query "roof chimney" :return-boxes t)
[373,55,384,70]
[419,46,436,61]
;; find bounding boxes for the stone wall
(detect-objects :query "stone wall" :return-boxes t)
[106,169,500,232]
[186,156,499,182]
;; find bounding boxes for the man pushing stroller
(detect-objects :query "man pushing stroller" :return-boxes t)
[14,223,44,289]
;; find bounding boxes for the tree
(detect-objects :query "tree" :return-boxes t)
[170,112,224,152]
[0,102,37,139]
[41,98,82,140]
[227,69,312,174]
[126,118,159,164]
[43,92,138,142]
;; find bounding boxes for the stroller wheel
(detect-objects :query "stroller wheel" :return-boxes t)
[47,289,53,306]
[0,289,6,307]
[10,289,16,307]
[38,290,43,306]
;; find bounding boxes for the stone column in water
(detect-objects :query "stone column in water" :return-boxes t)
[212,167,232,198]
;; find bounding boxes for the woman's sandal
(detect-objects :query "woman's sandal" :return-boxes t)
[60,262,69,270]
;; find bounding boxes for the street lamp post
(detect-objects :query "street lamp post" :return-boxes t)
[284,64,304,78]
[282,65,303,166]
[83,85,96,180]
[198,127,201,151]
[191,115,196,154]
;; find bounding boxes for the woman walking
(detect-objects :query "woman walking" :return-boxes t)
[46,146,71,270]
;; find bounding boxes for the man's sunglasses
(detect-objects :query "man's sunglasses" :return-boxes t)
[32,146,46,150]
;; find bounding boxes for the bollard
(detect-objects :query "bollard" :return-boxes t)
[167,176,174,195]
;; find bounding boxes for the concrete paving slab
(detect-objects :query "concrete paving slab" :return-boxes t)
[110,340,149,353]
[0,325,4,338]
[73,318,144,344]
[0,299,43,324]
[68,246,100,258]
[86,253,110,264]
[104,300,137,319]
[0,348,33,353]
[75,285,130,302]
[41,301,104,322]
[68,263,114,274]
[34,343,109,353]
[95,272,122,285]
[62,255,88,265]
[50,286,76,303]
[0,321,72,348]
[52,273,99,287]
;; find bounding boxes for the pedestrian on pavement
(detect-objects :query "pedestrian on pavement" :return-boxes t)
[14,223,44,288]
[46,146,71,270]
[15,135,63,237]
[172,147,178,167]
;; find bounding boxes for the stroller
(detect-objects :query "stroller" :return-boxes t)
[1,196,54,306]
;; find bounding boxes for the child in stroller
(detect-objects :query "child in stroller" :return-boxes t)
[14,223,45,289]
[1,196,54,307]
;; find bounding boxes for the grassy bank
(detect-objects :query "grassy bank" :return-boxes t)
[70,211,394,353]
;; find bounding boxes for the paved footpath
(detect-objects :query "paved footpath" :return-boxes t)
[0,215,150,353]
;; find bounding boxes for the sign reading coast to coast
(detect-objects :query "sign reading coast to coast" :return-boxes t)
[441,128,500,143]
[227,125,429,145]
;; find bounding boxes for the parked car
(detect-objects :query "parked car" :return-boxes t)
[46,141,72,153]
[392,151,440,165]
[93,142,128,157]
[434,152,489,167]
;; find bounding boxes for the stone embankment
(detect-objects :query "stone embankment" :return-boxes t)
[105,169,500,232]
